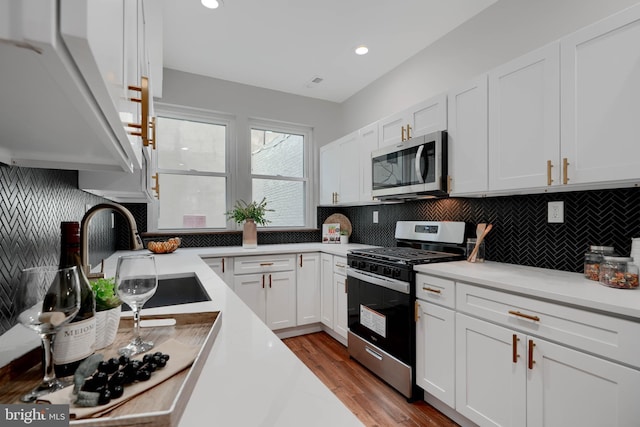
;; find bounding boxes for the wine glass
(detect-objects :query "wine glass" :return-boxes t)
[115,254,158,356]
[15,266,81,402]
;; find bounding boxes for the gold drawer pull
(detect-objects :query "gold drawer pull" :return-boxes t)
[546,160,553,186]
[422,286,441,294]
[512,334,520,363]
[260,262,274,266]
[415,301,420,322]
[528,339,536,370]
[151,173,159,199]
[508,310,540,322]
[562,157,569,185]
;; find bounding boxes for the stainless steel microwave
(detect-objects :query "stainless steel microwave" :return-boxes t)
[371,130,448,200]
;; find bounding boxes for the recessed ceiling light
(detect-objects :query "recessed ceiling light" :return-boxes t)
[355,46,369,55]
[181,147,189,151]
[202,0,222,9]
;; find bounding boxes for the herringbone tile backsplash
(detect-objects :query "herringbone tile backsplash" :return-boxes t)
[319,187,640,272]
[0,165,115,335]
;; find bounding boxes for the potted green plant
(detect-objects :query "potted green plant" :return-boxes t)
[340,230,349,245]
[90,277,122,349]
[226,198,274,248]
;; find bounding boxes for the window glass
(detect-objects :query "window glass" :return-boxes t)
[158,117,225,173]
[251,129,304,177]
[252,179,305,227]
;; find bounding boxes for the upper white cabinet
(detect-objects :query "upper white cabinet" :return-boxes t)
[0,0,151,172]
[319,123,379,206]
[560,3,640,187]
[378,94,447,149]
[488,43,560,192]
[447,75,489,195]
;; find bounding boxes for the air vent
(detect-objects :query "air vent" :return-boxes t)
[306,76,324,88]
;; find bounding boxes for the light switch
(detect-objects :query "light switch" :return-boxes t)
[373,211,379,224]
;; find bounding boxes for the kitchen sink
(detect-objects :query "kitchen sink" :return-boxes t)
[121,275,211,311]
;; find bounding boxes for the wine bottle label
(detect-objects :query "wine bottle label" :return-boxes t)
[53,317,96,364]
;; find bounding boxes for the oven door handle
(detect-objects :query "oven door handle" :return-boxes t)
[346,268,410,294]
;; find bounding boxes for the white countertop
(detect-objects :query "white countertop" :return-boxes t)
[1,243,369,426]
[415,261,640,320]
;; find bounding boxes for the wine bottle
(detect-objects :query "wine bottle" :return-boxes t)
[53,221,97,377]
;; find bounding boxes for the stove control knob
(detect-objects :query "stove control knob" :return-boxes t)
[350,260,358,268]
[392,268,401,278]
[369,264,378,272]
[383,266,391,276]
[359,261,367,269]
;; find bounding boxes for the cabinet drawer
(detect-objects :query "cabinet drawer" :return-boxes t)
[456,282,640,368]
[234,255,296,274]
[416,274,455,309]
[333,256,348,276]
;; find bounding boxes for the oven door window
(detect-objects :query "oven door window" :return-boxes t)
[347,274,413,364]
[372,141,435,190]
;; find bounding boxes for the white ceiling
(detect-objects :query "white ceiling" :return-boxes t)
[162,0,498,103]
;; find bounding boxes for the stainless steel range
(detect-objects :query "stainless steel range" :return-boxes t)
[346,221,466,400]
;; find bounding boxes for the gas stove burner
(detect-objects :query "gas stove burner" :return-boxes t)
[350,247,461,264]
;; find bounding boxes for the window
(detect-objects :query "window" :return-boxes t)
[151,106,313,231]
[250,123,309,228]
[154,108,230,230]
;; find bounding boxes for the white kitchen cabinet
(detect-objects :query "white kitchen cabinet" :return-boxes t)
[320,125,379,206]
[359,123,379,203]
[202,256,234,289]
[296,253,321,326]
[0,0,150,172]
[320,253,334,328]
[488,43,560,192]
[378,94,447,149]
[233,255,297,330]
[448,75,489,195]
[333,256,349,340]
[416,300,455,408]
[560,3,640,187]
[456,313,640,427]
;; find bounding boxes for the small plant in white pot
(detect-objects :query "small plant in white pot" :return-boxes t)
[90,277,122,349]
[340,230,349,244]
[226,197,273,248]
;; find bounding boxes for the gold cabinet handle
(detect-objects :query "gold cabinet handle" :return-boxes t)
[447,175,452,194]
[401,125,406,142]
[299,254,303,267]
[547,160,554,186]
[269,274,272,288]
[262,274,265,289]
[508,310,540,322]
[151,173,159,199]
[562,158,569,185]
[222,258,225,273]
[148,116,157,150]
[406,123,412,140]
[260,262,274,266]
[344,278,348,294]
[528,339,536,370]
[127,76,150,146]
[512,334,520,363]
[414,300,420,322]
[422,286,441,294]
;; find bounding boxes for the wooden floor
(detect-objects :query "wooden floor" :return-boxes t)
[282,332,458,427]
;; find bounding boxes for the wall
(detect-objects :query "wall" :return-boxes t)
[0,165,116,335]
[340,0,640,134]
[319,187,640,273]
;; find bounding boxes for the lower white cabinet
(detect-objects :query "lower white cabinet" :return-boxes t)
[296,253,320,326]
[233,255,297,330]
[320,253,334,328]
[203,256,234,289]
[333,269,348,340]
[456,313,640,427]
[415,300,455,408]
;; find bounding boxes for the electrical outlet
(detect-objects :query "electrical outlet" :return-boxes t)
[548,201,564,223]
[373,211,379,224]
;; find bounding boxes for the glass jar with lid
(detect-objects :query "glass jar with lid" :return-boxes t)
[598,256,639,289]
[584,246,616,281]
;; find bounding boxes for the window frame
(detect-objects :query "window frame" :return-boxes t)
[148,106,317,232]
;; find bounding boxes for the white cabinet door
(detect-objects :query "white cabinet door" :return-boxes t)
[203,256,234,289]
[410,93,447,137]
[455,313,526,427]
[337,132,360,204]
[488,43,560,192]
[378,110,408,149]
[296,253,320,326]
[265,271,297,330]
[320,253,334,328]
[319,141,340,205]
[416,300,455,408]
[527,337,640,427]
[359,123,378,203]
[333,272,348,340]
[560,4,640,186]
[234,273,267,322]
[448,75,489,195]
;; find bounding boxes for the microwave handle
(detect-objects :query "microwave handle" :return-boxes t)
[415,144,425,183]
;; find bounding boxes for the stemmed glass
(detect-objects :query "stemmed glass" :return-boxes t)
[15,266,81,402]
[115,254,158,356]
